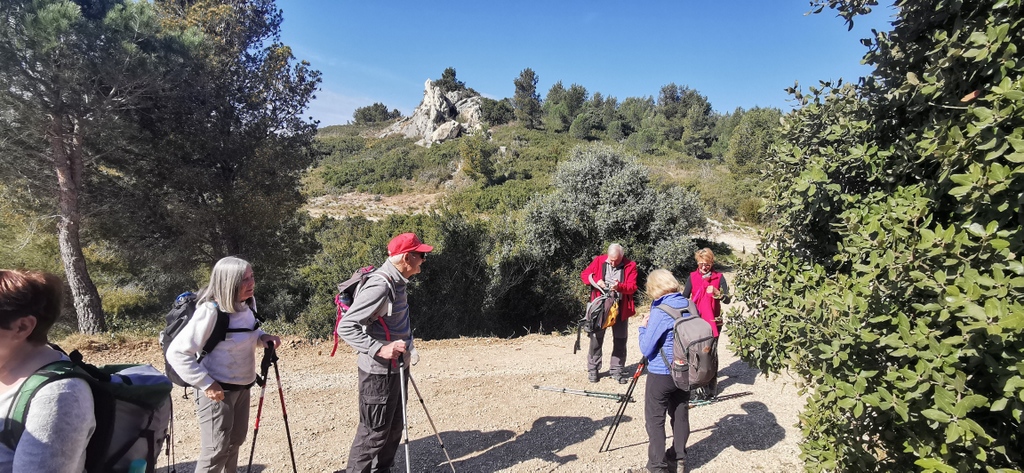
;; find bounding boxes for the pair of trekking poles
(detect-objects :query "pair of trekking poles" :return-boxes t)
[396,356,458,473]
[247,343,298,473]
[244,345,457,472]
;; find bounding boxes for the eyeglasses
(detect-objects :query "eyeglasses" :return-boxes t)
[697,262,712,268]
[411,251,426,260]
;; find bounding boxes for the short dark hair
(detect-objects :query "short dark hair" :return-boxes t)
[0,270,64,344]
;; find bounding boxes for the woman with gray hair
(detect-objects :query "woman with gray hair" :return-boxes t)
[167,257,281,472]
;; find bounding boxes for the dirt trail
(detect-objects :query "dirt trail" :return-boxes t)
[64,229,807,472]
[69,326,804,472]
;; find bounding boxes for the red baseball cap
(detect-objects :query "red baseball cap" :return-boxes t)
[387,233,433,256]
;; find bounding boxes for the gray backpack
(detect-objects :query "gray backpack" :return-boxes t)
[658,304,717,391]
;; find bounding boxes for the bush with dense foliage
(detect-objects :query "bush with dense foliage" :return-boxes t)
[299,143,710,340]
[523,144,707,294]
[353,102,402,124]
[728,1,1023,471]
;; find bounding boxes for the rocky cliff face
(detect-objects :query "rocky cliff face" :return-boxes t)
[378,80,483,146]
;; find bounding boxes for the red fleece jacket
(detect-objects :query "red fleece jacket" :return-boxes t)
[580,254,638,319]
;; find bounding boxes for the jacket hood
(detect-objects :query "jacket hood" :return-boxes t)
[653,292,689,309]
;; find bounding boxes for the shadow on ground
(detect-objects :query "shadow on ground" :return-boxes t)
[685,401,785,470]
[169,461,270,472]
[715,358,759,393]
[396,414,637,472]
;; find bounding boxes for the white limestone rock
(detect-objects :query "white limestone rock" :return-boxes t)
[379,79,484,146]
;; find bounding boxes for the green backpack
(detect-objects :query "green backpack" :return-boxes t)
[1,348,173,473]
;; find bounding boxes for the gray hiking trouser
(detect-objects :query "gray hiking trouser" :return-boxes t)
[587,315,628,375]
[346,367,408,473]
[194,387,250,473]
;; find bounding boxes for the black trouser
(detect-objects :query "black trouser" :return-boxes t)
[346,367,408,473]
[645,373,690,472]
[587,315,628,375]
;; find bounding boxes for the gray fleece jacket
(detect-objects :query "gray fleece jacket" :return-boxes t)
[337,259,414,374]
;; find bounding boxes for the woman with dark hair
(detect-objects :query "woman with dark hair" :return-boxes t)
[0,269,95,473]
[167,257,281,473]
[638,269,691,473]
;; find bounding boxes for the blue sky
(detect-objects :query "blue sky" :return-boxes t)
[276,1,897,127]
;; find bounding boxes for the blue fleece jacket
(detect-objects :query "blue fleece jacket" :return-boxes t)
[638,292,691,375]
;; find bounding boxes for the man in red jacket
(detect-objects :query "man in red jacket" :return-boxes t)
[580,243,638,384]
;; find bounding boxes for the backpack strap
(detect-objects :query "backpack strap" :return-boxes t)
[331,293,348,357]
[331,271,397,357]
[656,305,689,369]
[1,360,85,451]
[363,273,398,368]
[655,305,679,370]
[198,306,259,362]
[356,272,396,322]
[368,272,396,318]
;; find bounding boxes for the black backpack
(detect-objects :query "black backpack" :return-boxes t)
[158,292,259,387]
[330,266,395,356]
[658,304,717,391]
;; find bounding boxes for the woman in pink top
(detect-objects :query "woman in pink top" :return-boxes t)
[680,248,730,401]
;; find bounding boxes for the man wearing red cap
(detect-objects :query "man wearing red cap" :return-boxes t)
[337,232,432,473]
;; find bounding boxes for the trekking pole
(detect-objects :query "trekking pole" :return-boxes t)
[398,356,412,473]
[408,373,457,473]
[688,390,753,409]
[533,385,635,402]
[268,345,299,473]
[246,343,274,473]
[599,358,646,453]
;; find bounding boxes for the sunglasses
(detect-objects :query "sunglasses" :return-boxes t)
[411,251,427,260]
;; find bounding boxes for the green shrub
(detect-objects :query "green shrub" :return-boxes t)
[520,143,707,328]
[728,1,1024,471]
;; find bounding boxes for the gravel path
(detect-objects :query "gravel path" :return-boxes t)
[68,321,806,472]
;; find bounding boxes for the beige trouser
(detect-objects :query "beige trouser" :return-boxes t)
[194,388,251,473]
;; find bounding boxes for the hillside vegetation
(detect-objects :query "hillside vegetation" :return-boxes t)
[5,1,1021,471]
[1,0,777,341]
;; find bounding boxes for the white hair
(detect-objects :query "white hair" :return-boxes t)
[198,256,251,313]
[607,243,624,256]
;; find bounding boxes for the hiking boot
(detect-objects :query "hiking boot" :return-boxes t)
[617,374,630,384]
[588,371,599,383]
[667,448,685,473]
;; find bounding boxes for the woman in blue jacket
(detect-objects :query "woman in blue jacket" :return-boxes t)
[638,269,690,473]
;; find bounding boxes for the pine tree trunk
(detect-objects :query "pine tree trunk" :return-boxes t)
[51,114,106,334]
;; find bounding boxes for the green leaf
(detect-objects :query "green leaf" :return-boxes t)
[915,457,957,472]
[948,185,973,198]
[1004,90,1024,100]
[922,408,951,423]
[972,107,994,121]
[966,222,987,237]
[977,137,998,150]
[953,395,989,417]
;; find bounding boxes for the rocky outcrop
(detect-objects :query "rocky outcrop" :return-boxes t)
[378,80,483,146]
